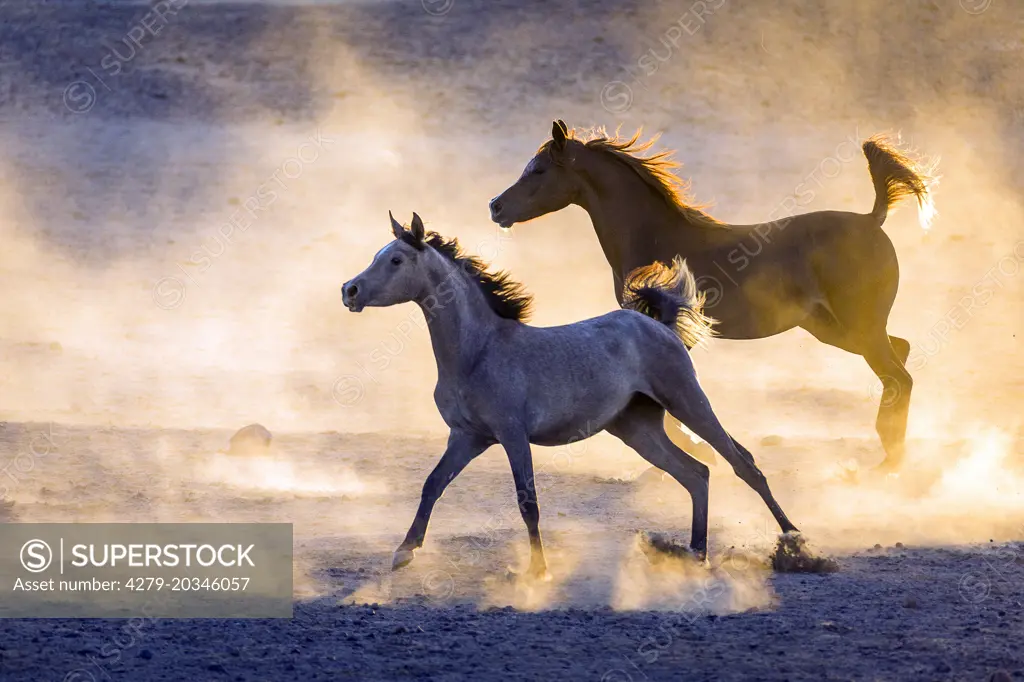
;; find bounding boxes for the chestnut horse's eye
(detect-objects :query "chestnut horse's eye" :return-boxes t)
[531,167,546,175]
[391,256,402,266]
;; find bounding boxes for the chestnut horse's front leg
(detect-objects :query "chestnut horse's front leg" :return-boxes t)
[393,429,491,570]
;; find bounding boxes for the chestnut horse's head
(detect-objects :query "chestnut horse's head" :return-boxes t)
[489,120,583,229]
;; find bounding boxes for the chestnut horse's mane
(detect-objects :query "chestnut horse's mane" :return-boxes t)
[541,127,725,229]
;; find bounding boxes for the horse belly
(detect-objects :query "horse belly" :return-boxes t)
[526,367,635,446]
[705,260,818,339]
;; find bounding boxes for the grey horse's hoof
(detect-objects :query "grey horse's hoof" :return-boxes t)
[637,531,706,566]
[392,548,416,571]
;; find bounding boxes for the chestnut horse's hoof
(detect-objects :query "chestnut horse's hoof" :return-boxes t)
[392,548,416,571]
[868,462,902,483]
[503,566,552,584]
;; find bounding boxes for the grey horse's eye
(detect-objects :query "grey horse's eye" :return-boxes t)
[391,256,402,266]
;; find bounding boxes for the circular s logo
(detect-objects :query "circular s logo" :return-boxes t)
[21,539,53,573]
[62,81,97,114]
[600,80,634,114]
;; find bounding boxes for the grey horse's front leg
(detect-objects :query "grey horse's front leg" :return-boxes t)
[393,429,491,571]
[498,431,549,580]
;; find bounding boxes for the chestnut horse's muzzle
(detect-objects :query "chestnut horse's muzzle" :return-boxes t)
[489,197,514,229]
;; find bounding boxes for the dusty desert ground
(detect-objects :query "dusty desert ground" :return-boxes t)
[0,0,1023,679]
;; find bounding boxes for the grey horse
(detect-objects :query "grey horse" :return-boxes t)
[341,212,798,579]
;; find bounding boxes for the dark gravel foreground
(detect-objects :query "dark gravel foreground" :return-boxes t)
[1,546,1022,681]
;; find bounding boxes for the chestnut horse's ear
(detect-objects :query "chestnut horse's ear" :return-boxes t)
[556,119,568,134]
[551,120,568,151]
[389,210,404,240]
[410,212,425,242]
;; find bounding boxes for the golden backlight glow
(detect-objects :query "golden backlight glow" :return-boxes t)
[0,0,1019,614]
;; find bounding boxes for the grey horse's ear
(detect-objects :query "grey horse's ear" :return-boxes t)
[410,212,425,242]
[552,120,567,151]
[389,210,405,240]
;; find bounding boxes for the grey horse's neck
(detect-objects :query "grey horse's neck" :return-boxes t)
[415,253,502,376]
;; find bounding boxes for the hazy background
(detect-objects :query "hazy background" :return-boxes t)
[0,0,1021,607]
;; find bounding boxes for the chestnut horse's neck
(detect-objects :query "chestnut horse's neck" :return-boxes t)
[571,148,733,277]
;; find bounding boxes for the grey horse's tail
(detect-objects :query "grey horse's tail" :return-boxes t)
[622,256,716,349]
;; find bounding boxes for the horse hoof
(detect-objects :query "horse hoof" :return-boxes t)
[871,458,903,476]
[530,569,553,583]
[503,566,552,584]
[868,465,901,483]
[637,531,703,565]
[392,548,415,571]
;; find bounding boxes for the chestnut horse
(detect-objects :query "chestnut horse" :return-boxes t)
[490,121,936,473]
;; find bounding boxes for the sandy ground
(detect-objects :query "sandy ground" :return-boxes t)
[0,425,1022,680]
[1,0,1023,679]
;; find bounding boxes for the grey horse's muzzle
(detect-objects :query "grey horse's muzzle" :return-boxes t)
[341,280,363,312]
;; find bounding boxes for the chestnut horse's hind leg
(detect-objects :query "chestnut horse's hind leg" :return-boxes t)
[862,337,914,473]
[607,397,711,556]
[889,335,911,365]
[802,314,914,473]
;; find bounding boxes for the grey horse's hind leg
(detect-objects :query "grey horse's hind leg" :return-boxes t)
[635,419,718,487]
[497,430,548,579]
[607,397,711,556]
[394,429,491,570]
[659,379,799,535]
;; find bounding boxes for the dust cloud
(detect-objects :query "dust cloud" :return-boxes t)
[0,0,1020,608]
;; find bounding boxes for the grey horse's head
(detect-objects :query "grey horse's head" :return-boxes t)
[342,212,433,312]
[489,120,583,229]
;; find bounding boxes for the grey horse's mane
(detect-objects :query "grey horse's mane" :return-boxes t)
[399,229,534,321]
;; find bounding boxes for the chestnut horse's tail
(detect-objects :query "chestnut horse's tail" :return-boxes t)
[622,256,716,349]
[863,134,938,231]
